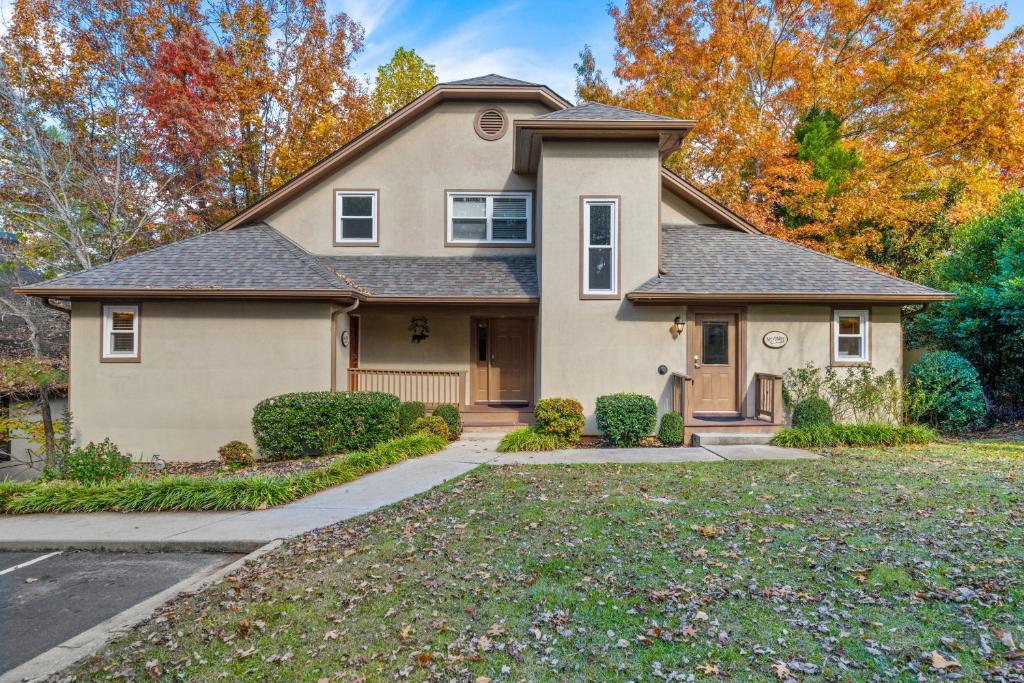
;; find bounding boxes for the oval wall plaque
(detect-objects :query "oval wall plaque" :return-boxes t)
[763,331,788,349]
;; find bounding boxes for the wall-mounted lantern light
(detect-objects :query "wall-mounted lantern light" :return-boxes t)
[670,316,684,337]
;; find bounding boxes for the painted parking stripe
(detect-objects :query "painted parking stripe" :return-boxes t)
[0,551,62,576]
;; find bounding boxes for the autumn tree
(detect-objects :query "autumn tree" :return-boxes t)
[372,47,437,116]
[597,0,1024,274]
[573,45,612,104]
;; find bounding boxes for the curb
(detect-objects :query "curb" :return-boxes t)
[0,539,284,683]
[0,538,269,554]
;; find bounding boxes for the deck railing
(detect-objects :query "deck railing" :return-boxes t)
[670,372,694,424]
[347,368,467,407]
[754,373,784,424]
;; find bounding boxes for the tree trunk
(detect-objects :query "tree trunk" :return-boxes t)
[39,386,56,467]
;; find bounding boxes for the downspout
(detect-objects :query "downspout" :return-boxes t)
[330,297,361,391]
[42,298,71,315]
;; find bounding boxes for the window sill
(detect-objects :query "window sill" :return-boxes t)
[830,360,871,367]
[334,240,379,247]
[101,356,140,364]
[445,241,533,248]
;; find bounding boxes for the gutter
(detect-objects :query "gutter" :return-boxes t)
[626,292,955,304]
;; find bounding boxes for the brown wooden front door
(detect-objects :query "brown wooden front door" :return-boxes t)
[690,312,738,415]
[472,317,533,404]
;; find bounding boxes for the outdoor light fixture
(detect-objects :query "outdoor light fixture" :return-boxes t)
[671,316,684,337]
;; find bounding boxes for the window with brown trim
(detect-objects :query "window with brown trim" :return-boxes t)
[446,191,531,244]
[582,198,618,296]
[335,190,378,244]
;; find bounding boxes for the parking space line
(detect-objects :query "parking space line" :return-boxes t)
[0,551,62,576]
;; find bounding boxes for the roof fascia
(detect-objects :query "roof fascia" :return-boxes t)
[15,287,358,302]
[217,84,570,231]
[626,291,954,304]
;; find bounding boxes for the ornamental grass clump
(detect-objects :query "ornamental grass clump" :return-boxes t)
[770,423,937,449]
[497,426,566,452]
[596,393,657,447]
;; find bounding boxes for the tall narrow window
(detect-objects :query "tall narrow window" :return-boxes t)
[582,197,618,297]
[447,192,531,244]
[335,190,378,244]
[102,305,139,361]
[833,309,869,363]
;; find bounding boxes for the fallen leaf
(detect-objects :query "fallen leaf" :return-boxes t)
[324,629,340,641]
[929,651,960,670]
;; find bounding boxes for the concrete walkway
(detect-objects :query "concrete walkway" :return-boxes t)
[0,434,815,552]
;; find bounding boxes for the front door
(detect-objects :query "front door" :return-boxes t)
[472,318,533,404]
[690,312,738,415]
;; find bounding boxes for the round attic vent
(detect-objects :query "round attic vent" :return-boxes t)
[474,106,508,141]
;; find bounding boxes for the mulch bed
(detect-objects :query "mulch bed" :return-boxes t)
[141,453,338,480]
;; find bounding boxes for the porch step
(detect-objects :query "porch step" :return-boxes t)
[460,409,534,428]
[692,432,776,446]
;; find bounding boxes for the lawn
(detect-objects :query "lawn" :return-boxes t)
[65,441,1023,681]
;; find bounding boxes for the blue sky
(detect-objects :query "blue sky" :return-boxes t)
[335,0,1024,99]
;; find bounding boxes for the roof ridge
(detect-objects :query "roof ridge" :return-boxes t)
[260,225,348,290]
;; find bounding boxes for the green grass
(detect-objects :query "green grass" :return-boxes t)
[497,426,566,452]
[771,422,938,448]
[1,433,447,514]
[64,440,1024,681]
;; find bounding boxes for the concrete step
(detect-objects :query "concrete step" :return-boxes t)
[692,432,775,446]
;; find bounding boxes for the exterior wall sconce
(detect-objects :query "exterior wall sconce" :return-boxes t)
[670,316,684,338]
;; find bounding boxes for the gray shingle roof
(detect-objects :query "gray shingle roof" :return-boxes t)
[534,101,682,122]
[318,255,537,299]
[19,224,349,293]
[443,74,541,87]
[633,224,950,298]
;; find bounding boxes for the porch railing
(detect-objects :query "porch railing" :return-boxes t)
[347,368,467,407]
[754,373,784,424]
[670,372,694,424]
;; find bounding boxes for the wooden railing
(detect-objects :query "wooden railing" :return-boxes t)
[670,372,694,424]
[347,368,467,407]
[754,373,784,424]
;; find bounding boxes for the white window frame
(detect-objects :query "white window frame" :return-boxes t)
[582,197,619,296]
[833,309,869,363]
[102,304,140,361]
[334,190,378,244]
[446,191,532,244]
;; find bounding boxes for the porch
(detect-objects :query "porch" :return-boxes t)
[671,371,785,446]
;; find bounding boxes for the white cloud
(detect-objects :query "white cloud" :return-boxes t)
[332,0,404,38]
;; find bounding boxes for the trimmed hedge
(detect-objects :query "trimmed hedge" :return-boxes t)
[497,426,565,452]
[657,412,684,446]
[252,391,400,460]
[770,423,937,449]
[399,401,426,435]
[534,398,584,443]
[432,404,461,439]
[411,415,450,441]
[596,393,657,447]
[791,396,833,429]
[1,433,447,514]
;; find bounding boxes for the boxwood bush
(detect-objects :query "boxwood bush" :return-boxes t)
[252,391,400,460]
[399,401,426,435]
[410,415,450,441]
[596,393,657,447]
[657,412,684,446]
[432,404,461,439]
[791,396,834,429]
[534,398,584,443]
[908,351,987,433]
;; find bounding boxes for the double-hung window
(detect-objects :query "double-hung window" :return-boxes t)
[102,305,140,361]
[335,190,378,244]
[582,197,618,297]
[833,309,869,363]
[447,192,531,244]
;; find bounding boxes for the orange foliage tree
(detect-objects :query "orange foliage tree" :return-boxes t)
[594,0,1024,275]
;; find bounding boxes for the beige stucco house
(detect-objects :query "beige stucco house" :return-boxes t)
[18,75,951,460]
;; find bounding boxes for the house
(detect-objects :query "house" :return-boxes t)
[16,75,952,460]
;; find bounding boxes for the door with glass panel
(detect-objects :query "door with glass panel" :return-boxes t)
[471,318,533,404]
[690,313,738,415]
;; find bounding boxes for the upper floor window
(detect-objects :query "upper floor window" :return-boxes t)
[833,309,869,363]
[102,304,140,361]
[335,190,378,245]
[581,197,619,298]
[447,191,531,245]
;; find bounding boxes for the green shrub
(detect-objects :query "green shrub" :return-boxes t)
[783,363,903,423]
[770,423,937,449]
[218,441,255,469]
[252,391,400,460]
[657,412,684,446]
[497,426,565,452]
[410,415,450,441]
[60,439,133,483]
[595,393,657,447]
[399,401,426,435]
[534,398,584,443]
[791,396,834,429]
[907,351,987,433]
[2,433,448,514]
[432,404,461,440]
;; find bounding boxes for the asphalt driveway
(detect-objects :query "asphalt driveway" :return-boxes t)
[0,550,235,675]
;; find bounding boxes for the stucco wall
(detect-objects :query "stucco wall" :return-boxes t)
[266,100,552,256]
[536,140,684,432]
[660,188,715,225]
[70,301,332,462]
[744,304,903,416]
